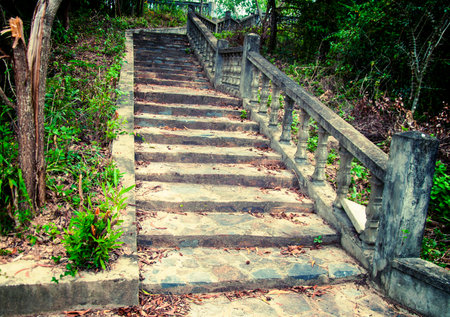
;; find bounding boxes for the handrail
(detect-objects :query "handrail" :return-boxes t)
[247,51,388,180]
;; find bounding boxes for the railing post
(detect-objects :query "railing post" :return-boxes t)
[294,106,310,164]
[280,96,294,143]
[311,126,329,183]
[269,82,280,127]
[333,147,353,208]
[258,74,270,113]
[225,11,231,30]
[360,175,384,245]
[240,33,260,104]
[372,132,439,281]
[214,39,228,88]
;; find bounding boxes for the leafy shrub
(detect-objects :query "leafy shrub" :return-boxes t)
[429,161,450,224]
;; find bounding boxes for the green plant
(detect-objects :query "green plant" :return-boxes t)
[240,109,247,119]
[314,235,323,244]
[61,167,133,273]
[429,161,450,224]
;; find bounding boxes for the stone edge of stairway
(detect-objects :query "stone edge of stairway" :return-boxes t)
[0,29,144,317]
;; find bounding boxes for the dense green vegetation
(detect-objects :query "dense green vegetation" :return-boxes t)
[0,2,186,273]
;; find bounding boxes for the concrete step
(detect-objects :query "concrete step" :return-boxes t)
[135,162,297,187]
[135,181,313,213]
[137,211,338,248]
[135,67,206,79]
[135,113,259,132]
[135,71,208,82]
[134,62,203,73]
[135,101,240,117]
[135,143,281,164]
[134,127,270,147]
[134,78,211,90]
[135,85,241,106]
[133,54,200,65]
[139,246,364,294]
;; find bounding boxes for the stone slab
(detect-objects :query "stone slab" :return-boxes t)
[134,101,240,117]
[137,211,338,247]
[135,112,259,132]
[135,162,296,187]
[135,143,282,164]
[139,246,365,293]
[341,198,366,234]
[135,181,314,213]
[134,126,270,147]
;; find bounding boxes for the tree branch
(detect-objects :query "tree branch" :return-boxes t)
[0,86,15,109]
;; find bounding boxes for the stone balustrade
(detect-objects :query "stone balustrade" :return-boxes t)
[186,11,448,317]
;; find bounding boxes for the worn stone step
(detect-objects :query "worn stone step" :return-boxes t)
[135,181,313,213]
[135,113,258,132]
[135,101,240,117]
[134,127,269,147]
[135,162,296,187]
[135,71,208,82]
[135,143,281,164]
[139,246,364,294]
[135,67,206,79]
[134,78,211,90]
[137,211,338,248]
[135,85,241,106]
[134,63,202,73]
[134,54,199,65]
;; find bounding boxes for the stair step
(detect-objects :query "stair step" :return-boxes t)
[135,113,258,132]
[135,85,240,106]
[137,211,338,248]
[135,181,313,213]
[135,162,296,187]
[134,78,211,89]
[135,71,208,81]
[134,127,270,147]
[135,102,240,117]
[134,54,199,65]
[134,63,202,73]
[139,246,364,294]
[135,143,281,164]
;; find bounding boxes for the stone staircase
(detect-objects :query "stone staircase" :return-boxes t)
[133,32,364,294]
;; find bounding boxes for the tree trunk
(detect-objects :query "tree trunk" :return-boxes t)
[28,0,63,207]
[12,38,36,211]
[8,0,62,211]
[255,0,263,24]
[268,0,277,53]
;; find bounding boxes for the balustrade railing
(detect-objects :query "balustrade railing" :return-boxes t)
[185,10,445,316]
[187,9,438,254]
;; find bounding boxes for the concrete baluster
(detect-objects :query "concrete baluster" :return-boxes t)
[279,95,294,144]
[311,125,329,183]
[214,40,228,88]
[250,66,260,109]
[269,82,280,127]
[360,175,384,245]
[294,107,310,164]
[333,147,353,208]
[258,74,270,113]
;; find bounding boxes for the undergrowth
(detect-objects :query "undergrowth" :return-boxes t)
[1,6,184,272]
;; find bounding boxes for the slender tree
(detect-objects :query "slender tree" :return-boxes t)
[1,0,62,210]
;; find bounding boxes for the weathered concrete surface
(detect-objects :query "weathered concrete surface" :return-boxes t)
[135,113,259,131]
[135,101,236,117]
[186,282,419,317]
[135,143,282,164]
[134,126,270,147]
[135,162,297,187]
[138,211,338,247]
[385,258,450,317]
[0,257,138,317]
[135,181,314,214]
[140,246,365,293]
